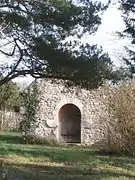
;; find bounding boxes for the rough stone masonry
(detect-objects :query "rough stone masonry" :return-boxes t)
[24,78,115,147]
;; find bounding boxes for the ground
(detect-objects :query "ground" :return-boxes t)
[0,132,135,179]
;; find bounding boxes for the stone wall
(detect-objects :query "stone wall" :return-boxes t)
[22,78,116,147]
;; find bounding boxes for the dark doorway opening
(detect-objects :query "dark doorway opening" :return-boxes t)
[59,104,81,143]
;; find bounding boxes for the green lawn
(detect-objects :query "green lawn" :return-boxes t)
[0,132,135,179]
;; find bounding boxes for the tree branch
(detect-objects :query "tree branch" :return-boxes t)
[0,39,24,85]
[0,4,29,14]
[0,44,17,56]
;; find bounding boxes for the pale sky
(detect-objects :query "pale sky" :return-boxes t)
[2,1,129,85]
[82,1,129,67]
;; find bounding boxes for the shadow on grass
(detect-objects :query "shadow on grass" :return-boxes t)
[5,162,135,180]
[0,132,25,144]
[0,145,97,161]
[0,144,135,175]
[0,132,135,179]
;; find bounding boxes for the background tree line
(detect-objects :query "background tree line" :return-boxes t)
[0,81,20,111]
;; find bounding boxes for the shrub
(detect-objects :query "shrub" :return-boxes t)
[106,81,135,155]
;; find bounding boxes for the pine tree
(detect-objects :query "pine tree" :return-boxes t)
[0,0,114,89]
[119,0,135,76]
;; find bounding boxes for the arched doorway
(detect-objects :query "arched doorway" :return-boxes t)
[59,104,81,143]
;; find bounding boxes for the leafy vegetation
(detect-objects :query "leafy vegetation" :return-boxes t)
[0,0,117,89]
[0,132,135,179]
[20,82,40,134]
[0,81,20,111]
[119,0,135,75]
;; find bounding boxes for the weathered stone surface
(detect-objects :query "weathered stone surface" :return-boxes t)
[24,78,114,147]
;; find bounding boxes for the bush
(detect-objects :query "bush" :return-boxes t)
[106,81,135,155]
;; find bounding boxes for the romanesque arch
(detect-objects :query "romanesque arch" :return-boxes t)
[54,97,83,142]
[59,104,81,143]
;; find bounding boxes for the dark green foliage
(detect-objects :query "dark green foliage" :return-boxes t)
[0,0,115,89]
[0,81,20,111]
[119,0,135,75]
[20,83,39,133]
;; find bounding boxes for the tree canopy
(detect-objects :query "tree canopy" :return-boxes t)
[119,0,135,75]
[0,0,115,89]
[0,81,20,111]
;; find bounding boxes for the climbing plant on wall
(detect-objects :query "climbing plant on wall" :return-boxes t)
[20,82,40,134]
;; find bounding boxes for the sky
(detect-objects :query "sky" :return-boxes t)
[1,1,130,85]
[82,1,129,67]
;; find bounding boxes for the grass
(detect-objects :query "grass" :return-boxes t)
[0,132,135,179]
